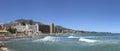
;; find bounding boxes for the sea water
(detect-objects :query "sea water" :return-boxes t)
[6,33,120,51]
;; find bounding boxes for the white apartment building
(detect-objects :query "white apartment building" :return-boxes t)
[14,24,40,35]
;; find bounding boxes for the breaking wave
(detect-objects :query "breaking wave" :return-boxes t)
[32,35,120,45]
[67,36,80,38]
[79,38,98,43]
[33,36,60,42]
[78,38,120,44]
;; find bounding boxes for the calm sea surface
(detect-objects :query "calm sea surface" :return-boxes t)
[5,33,120,51]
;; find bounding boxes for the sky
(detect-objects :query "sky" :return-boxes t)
[0,0,120,33]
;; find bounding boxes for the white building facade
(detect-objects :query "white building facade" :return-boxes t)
[14,24,40,35]
[26,24,39,32]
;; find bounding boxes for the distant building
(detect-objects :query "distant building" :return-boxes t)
[14,23,40,35]
[14,22,57,34]
[39,25,50,33]
[15,23,39,32]
[14,25,26,32]
[26,24,39,32]
[0,22,20,30]
[50,23,55,33]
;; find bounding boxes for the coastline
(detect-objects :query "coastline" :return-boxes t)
[0,32,112,42]
[0,33,62,42]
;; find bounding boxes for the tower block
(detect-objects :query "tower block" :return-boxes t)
[50,23,55,33]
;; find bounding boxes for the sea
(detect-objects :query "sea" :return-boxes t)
[4,33,120,51]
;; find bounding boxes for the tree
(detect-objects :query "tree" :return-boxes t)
[29,19,33,25]
[20,22,26,25]
[0,25,2,30]
[7,27,17,34]
[56,28,63,33]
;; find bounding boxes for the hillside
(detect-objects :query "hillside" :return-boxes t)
[15,19,45,25]
[1,19,111,34]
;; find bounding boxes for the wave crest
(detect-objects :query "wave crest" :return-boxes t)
[68,36,80,38]
[79,38,97,43]
[33,36,60,42]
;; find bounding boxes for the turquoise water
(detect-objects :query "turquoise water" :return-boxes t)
[6,33,120,51]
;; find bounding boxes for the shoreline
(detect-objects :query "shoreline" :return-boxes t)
[0,33,112,42]
[0,33,64,42]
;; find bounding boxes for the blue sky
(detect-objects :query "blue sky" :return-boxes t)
[0,0,120,33]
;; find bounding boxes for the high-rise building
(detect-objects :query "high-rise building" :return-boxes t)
[39,25,50,33]
[50,23,54,33]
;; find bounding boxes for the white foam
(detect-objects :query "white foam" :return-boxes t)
[79,38,97,43]
[33,36,59,42]
[68,36,80,38]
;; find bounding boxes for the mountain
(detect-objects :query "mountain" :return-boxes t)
[55,25,111,34]
[15,19,45,25]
